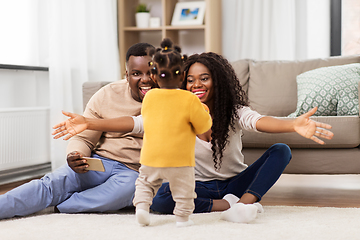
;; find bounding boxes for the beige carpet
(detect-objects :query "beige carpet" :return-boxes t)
[0,205,359,240]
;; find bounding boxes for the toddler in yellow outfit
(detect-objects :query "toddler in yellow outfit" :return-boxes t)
[134,39,211,227]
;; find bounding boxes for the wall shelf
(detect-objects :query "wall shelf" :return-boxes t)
[117,0,222,77]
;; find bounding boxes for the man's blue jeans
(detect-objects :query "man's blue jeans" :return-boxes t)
[151,143,291,213]
[0,154,138,219]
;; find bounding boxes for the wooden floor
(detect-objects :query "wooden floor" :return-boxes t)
[260,174,360,208]
[1,174,360,208]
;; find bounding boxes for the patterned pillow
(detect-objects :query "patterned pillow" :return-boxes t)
[288,63,360,117]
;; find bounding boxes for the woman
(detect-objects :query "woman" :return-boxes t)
[150,52,334,223]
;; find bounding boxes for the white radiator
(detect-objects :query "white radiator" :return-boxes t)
[0,107,51,175]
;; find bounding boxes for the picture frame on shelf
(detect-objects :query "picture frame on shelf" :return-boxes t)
[171,1,206,26]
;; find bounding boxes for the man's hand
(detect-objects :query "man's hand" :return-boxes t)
[294,107,334,144]
[52,111,88,140]
[67,151,89,173]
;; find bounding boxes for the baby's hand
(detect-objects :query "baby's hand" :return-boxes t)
[52,111,88,140]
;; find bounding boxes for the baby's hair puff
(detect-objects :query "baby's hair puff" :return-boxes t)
[148,38,188,82]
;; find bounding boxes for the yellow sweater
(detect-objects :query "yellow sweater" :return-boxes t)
[140,89,212,167]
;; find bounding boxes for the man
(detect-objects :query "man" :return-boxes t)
[0,43,156,219]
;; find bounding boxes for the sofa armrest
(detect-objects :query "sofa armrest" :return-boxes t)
[82,81,112,111]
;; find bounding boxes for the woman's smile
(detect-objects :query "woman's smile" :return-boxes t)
[192,89,207,98]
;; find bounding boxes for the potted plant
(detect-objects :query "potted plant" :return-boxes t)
[135,3,150,28]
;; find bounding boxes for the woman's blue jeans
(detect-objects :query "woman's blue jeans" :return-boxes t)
[150,143,291,213]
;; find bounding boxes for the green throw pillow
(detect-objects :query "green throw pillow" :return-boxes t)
[288,63,360,117]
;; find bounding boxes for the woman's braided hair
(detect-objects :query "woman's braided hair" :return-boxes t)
[181,52,249,170]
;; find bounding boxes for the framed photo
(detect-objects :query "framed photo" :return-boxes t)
[171,1,206,26]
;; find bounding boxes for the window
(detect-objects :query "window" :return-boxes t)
[342,0,360,55]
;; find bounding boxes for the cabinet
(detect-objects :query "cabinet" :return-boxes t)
[117,0,222,77]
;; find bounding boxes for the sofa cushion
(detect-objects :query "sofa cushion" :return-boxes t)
[247,55,360,116]
[242,116,360,149]
[231,59,250,94]
[83,81,112,110]
[289,63,360,117]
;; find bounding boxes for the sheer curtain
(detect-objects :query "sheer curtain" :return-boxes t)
[43,0,120,169]
[222,0,330,62]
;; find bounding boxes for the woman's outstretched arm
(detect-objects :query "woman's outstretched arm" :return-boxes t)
[256,107,334,145]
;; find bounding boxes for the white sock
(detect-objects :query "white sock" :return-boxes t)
[254,202,264,213]
[136,209,150,226]
[223,194,240,207]
[220,202,258,223]
[176,219,194,227]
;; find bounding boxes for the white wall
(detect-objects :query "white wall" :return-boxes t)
[0,69,49,109]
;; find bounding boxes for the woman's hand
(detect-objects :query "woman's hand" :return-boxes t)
[294,107,334,144]
[52,111,88,140]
